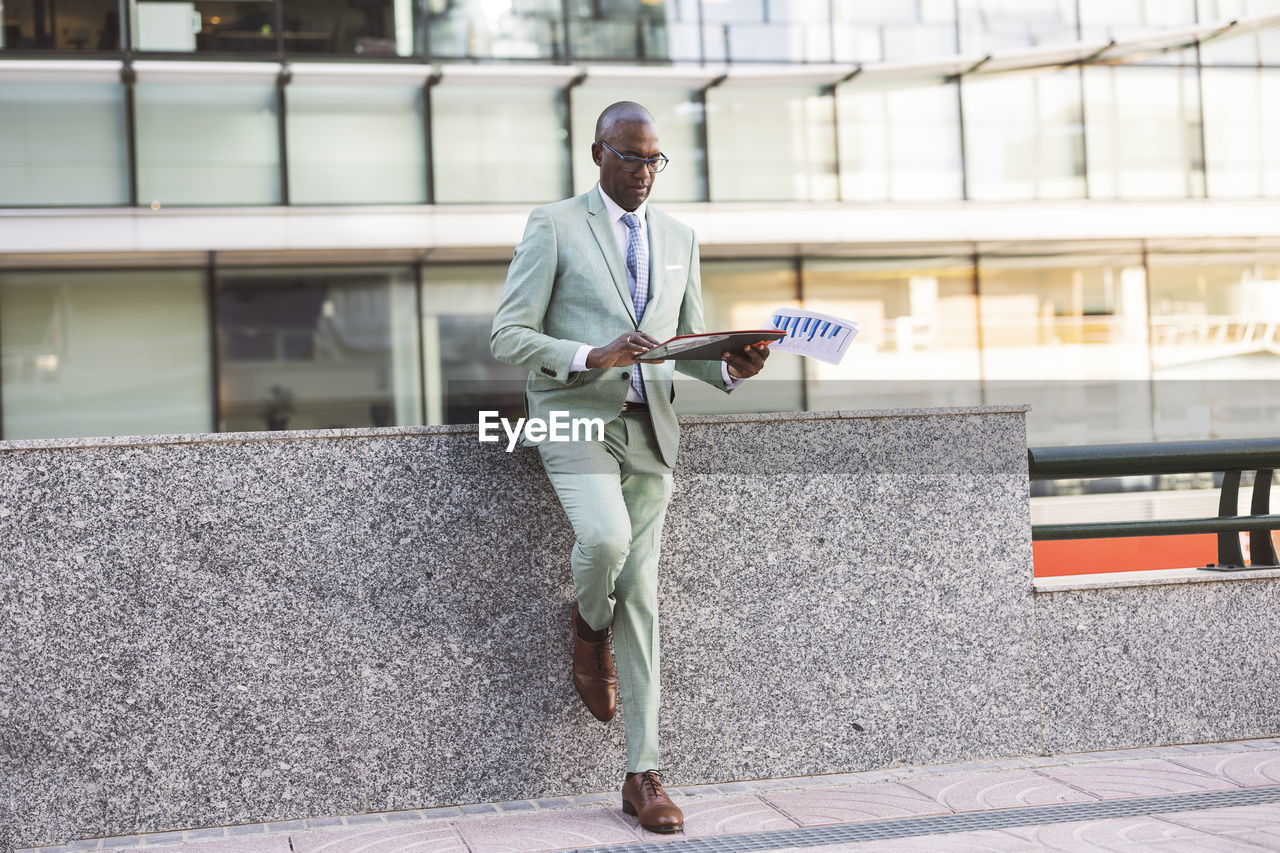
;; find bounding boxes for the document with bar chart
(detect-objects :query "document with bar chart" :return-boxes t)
[767,308,859,365]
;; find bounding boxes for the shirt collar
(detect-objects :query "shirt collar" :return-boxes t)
[598,184,647,225]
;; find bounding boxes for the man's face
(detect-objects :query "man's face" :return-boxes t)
[592,119,660,212]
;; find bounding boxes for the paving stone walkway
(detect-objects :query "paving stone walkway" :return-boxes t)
[26,739,1280,853]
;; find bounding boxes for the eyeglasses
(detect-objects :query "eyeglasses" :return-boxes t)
[599,141,669,174]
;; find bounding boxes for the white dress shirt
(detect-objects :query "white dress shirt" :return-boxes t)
[570,185,742,397]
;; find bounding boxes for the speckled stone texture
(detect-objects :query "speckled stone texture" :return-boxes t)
[2,447,172,847]
[1037,578,1280,755]
[695,417,896,781]
[879,414,1040,766]
[156,440,371,827]
[356,434,565,811]
[0,407,1038,851]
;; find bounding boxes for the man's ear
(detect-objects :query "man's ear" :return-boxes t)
[591,142,603,167]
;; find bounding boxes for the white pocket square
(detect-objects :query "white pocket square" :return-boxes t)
[665,264,684,271]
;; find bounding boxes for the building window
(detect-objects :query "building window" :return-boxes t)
[978,252,1152,444]
[215,266,421,432]
[568,0,699,62]
[430,83,569,204]
[801,256,982,412]
[1147,250,1280,439]
[0,0,120,50]
[281,0,415,56]
[427,0,564,60]
[1198,0,1280,65]
[699,0,762,63]
[1201,68,1280,198]
[1077,0,1196,42]
[286,82,427,205]
[135,80,282,206]
[706,85,837,203]
[831,0,957,63]
[956,0,1077,54]
[0,80,129,206]
[722,0,832,63]
[0,269,211,440]
[131,0,277,53]
[420,264,527,424]
[961,69,1086,201]
[835,80,963,202]
[1084,61,1204,199]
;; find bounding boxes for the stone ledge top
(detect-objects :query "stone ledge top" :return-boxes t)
[677,405,1031,426]
[1034,565,1280,593]
[0,405,1030,453]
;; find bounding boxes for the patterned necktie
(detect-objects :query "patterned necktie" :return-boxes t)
[622,212,648,401]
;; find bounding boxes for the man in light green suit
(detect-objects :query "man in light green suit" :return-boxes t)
[490,102,769,832]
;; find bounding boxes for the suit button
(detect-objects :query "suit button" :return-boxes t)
[621,372,629,380]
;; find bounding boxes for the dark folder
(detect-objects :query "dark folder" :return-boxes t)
[635,329,785,362]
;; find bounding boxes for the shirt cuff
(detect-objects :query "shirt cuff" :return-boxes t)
[570,343,594,374]
[723,362,746,389]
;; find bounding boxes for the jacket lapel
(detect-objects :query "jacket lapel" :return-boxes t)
[586,189,638,325]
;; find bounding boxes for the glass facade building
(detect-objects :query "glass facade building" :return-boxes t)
[6,59,1280,208]
[4,0,1278,62]
[2,0,1280,454]
[2,246,1277,447]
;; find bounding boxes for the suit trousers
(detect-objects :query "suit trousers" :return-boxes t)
[537,408,674,773]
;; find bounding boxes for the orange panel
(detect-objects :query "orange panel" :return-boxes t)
[1033,535,1219,577]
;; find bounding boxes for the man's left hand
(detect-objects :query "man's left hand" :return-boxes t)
[722,341,771,379]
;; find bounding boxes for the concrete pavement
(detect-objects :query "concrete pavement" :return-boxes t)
[22,738,1280,853]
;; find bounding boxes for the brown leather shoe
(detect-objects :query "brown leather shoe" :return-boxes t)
[572,603,617,722]
[622,770,684,833]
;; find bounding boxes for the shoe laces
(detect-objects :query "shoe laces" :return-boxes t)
[640,769,666,797]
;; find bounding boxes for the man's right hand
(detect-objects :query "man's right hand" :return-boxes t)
[586,332,665,369]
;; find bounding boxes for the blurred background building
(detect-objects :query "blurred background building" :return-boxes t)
[1,1,1279,532]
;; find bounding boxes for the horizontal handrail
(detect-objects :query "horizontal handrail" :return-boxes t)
[1029,438,1279,571]
[1028,438,1280,481]
[1033,515,1280,541]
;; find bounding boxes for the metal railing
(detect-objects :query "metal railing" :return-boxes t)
[1028,438,1280,572]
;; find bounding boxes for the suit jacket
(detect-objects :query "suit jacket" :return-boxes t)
[490,187,729,467]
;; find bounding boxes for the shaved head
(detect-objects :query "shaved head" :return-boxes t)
[594,101,656,143]
[592,101,661,211]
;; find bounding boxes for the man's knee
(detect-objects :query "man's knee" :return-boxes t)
[577,528,631,570]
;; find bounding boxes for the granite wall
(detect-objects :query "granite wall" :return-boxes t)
[1036,571,1280,755]
[2,406,1037,850]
